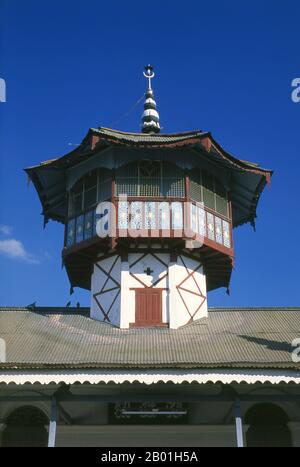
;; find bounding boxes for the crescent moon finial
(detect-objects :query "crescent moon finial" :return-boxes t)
[143,65,155,89]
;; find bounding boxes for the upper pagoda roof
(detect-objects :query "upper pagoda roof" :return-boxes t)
[25,127,273,227]
[89,127,206,145]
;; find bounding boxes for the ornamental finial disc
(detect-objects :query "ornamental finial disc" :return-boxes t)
[143,65,155,90]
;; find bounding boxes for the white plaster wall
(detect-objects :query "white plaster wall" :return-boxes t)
[120,261,133,328]
[90,255,121,327]
[91,253,207,329]
[169,256,207,329]
[55,425,237,448]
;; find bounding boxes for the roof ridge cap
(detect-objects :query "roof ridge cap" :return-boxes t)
[92,127,206,138]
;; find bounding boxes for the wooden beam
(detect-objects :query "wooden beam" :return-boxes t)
[0,394,299,403]
[48,397,58,448]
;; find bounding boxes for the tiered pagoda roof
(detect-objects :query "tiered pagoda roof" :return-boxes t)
[25,127,273,228]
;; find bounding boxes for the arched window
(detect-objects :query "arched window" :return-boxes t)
[245,403,292,448]
[3,406,48,447]
[69,168,112,217]
[190,169,229,217]
[116,160,185,198]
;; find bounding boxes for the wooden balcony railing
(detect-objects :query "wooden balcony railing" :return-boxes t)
[65,199,233,254]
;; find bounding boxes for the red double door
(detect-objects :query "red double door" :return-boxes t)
[134,288,164,327]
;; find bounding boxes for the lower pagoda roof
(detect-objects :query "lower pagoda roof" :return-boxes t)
[25,127,273,228]
[0,307,299,372]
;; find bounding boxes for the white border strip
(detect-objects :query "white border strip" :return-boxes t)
[1,369,300,385]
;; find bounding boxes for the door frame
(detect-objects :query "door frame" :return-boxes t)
[130,287,168,328]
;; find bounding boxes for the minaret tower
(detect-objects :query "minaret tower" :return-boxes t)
[26,66,272,329]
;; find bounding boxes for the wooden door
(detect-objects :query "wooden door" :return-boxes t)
[134,288,163,327]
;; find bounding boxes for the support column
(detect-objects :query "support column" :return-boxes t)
[235,399,244,448]
[287,422,300,447]
[0,421,7,447]
[48,398,58,448]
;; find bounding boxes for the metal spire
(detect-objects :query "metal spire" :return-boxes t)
[141,65,161,134]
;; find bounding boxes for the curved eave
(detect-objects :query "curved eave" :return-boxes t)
[24,127,273,175]
[24,127,273,227]
[233,174,269,229]
[193,134,273,228]
[209,135,273,180]
[24,166,67,224]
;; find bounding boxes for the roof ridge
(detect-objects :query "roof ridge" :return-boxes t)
[93,127,205,138]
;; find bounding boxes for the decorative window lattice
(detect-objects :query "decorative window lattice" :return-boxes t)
[70,192,83,217]
[190,169,229,218]
[84,210,94,240]
[139,160,161,197]
[84,186,97,210]
[145,202,157,229]
[215,178,228,217]
[93,209,98,236]
[116,179,139,197]
[207,212,215,241]
[116,160,185,198]
[215,216,223,245]
[130,202,143,230]
[172,202,183,229]
[69,168,112,217]
[190,171,203,202]
[198,205,206,238]
[203,171,215,211]
[190,203,198,233]
[223,220,231,248]
[67,219,75,247]
[163,162,185,198]
[163,178,185,197]
[118,201,129,229]
[189,203,207,239]
[158,202,171,230]
[98,173,112,201]
[76,215,84,243]
[66,201,232,249]
[116,162,139,197]
[139,178,161,197]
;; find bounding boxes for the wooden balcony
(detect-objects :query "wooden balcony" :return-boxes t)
[64,198,233,257]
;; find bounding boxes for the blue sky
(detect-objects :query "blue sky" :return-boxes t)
[0,0,299,308]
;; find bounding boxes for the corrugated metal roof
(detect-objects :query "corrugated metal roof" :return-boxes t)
[0,307,299,370]
[91,127,207,144]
